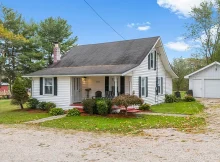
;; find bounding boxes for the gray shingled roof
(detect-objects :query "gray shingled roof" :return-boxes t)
[25,36,159,76]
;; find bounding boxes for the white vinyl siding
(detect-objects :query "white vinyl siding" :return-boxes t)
[32,77,71,109]
[132,41,172,105]
[165,77,173,94]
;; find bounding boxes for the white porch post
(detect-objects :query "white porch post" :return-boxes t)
[114,76,118,97]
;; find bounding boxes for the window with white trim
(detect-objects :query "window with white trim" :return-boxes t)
[150,53,154,68]
[141,78,146,96]
[158,77,161,94]
[44,78,53,94]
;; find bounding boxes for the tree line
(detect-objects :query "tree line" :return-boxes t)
[0,5,78,90]
[172,0,220,91]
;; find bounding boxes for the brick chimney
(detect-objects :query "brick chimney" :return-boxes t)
[53,42,60,63]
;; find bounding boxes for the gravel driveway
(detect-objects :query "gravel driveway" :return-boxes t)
[0,99,220,162]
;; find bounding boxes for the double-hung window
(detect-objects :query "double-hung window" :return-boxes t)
[141,78,146,96]
[150,53,154,68]
[44,78,53,95]
[157,77,161,94]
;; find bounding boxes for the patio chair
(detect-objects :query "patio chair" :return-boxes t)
[92,91,102,99]
[105,91,114,99]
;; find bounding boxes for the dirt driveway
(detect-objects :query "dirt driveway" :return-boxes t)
[0,99,220,162]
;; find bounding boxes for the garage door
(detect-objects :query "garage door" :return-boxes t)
[193,79,202,97]
[204,79,220,98]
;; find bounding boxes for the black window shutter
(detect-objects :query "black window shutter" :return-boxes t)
[40,77,43,95]
[148,54,150,69]
[120,76,125,94]
[139,76,141,97]
[105,76,109,92]
[54,77,57,96]
[146,77,148,97]
[156,77,158,95]
[161,77,163,94]
[154,51,157,70]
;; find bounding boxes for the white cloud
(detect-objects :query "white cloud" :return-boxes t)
[127,23,135,28]
[137,26,151,31]
[157,0,213,18]
[166,41,190,51]
[127,22,151,31]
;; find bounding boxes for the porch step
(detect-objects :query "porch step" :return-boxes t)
[71,103,83,106]
[75,108,85,113]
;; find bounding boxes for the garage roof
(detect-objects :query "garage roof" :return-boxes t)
[184,61,220,79]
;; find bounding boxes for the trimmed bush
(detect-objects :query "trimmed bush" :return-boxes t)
[96,98,112,114]
[67,108,81,117]
[165,94,177,103]
[184,95,195,102]
[82,99,96,114]
[38,101,47,110]
[112,95,143,115]
[27,98,39,109]
[45,102,56,111]
[49,108,64,116]
[97,100,108,115]
[139,103,151,111]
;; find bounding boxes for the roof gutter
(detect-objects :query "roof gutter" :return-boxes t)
[23,74,123,78]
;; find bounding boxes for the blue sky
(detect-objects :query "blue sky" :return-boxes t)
[1,0,209,62]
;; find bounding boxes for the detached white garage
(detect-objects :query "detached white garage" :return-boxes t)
[185,62,220,98]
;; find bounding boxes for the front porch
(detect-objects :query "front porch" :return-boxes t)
[70,76,132,104]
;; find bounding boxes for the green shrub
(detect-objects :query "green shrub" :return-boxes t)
[139,103,151,111]
[27,98,39,109]
[184,95,196,102]
[165,94,177,103]
[96,100,108,115]
[49,108,64,116]
[67,108,81,117]
[45,102,56,111]
[96,98,112,114]
[82,99,96,114]
[38,101,47,110]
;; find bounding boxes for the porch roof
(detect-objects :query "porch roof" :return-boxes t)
[23,64,137,77]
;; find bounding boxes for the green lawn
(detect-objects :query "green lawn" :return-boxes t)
[41,115,205,134]
[151,101,204,115]
[0,100,50,124]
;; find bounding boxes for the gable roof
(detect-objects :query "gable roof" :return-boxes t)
[184,61,220,78]
[24,36,177,78]
[51,36,160,67]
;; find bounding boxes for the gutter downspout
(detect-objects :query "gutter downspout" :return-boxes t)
[155,52,159,104]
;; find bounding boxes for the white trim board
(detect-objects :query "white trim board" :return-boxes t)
[184,61,220,78]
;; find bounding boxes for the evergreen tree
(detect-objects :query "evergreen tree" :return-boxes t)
[11,77,29,109]
[38,17,78,65]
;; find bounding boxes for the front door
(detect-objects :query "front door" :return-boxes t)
[72,78,81,102]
